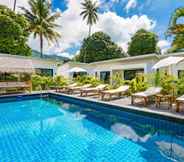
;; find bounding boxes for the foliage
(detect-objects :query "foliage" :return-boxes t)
[167,34,184,53]
[177,76,184,96]
[128,29,159,56]
[112,73,124,88]
[159,73,177,95]
[145,71,162,87]
[167,7,184,52]
[31,75,67,91]
[74,75,101,86]
[0,5,31,56]
[80,0,99,36]
[129,74,148,93]
[167,7,184,35]
[21,0,61,57]
[75,32,125,63]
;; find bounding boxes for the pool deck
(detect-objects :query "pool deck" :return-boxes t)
[49,91,184,121]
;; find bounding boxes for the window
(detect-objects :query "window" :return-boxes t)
[35,68,53,77]
[100,71,110,83]
[178,70,184,78]
[124,69,144,80]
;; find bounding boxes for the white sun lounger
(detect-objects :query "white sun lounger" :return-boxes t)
[80,84,107,97]
[100,85,129,101]
[131,87,162,106]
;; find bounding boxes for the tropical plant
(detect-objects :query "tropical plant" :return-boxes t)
[0,5,32,56]
[128,29,159,56]
[80,0,99,36]
[167,7,184,52]
[32,75,68,91]
[177,75,184,96]
[74,32,125,63]
[160,73,177,95]
[21,0,61,57]
[74,75,101,86]
[168,7,184,35]
[129,74,148,93]
[112,73,124,88]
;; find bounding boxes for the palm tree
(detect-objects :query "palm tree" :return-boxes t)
[20,0,61,57]
[80,0,99,37]
[168,7,184,35]
[13,0,17,11]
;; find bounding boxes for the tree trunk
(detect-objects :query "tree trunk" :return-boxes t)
[88,24,92,37]
[13,0,17,11]
[40,33,43,58]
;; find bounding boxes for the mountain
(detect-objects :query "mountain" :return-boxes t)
[32,50,70,62]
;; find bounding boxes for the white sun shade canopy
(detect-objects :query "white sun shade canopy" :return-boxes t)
[69,67,87,73]
[0,56,34,73]
[152,56,184,69]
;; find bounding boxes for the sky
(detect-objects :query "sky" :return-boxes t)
[1,0,184,58]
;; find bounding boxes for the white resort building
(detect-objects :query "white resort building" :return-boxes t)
[59,52,184,83]
[1,52,184,83]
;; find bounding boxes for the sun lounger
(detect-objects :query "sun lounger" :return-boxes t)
[68,84,92,94]
[176,95,184,112]
[131,87,162,106]
[57,83,78,93]
[80,84,107,97]
[100,85,129,101]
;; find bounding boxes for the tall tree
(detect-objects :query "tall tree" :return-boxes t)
[128,29,159,56]
[13,0,17,11]
[80,0,99,36]
[167,7,184,52]
[74,32,125,63]
[0,5,31,56]
[168,7,184,35]
[21,0,61,57]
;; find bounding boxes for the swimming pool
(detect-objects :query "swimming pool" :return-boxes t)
[0,94,184,162]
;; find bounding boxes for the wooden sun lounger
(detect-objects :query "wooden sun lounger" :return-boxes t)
[100,85,129,101]
[131,87,162,106]
[68,84,92,94]
[80,84,107,97]
[56,83,78,93]
[176,95,184,112]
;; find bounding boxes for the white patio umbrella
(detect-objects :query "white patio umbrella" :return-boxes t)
[69,67,87,73]
[152,56,184,70]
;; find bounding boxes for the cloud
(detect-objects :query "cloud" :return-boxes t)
[0,0,29,12]
[57,52,74,59]
[53,0,155,56]
[125,0,137,13]
[157,40,170,48]
[1,0,156,58]
[157,40,170,54]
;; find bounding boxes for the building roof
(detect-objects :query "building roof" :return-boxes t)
[0,54,34,73]
[69,52,184,66]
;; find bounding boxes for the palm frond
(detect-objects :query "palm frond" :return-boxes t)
[20,0,61,55]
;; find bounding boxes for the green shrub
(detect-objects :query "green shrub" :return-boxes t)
[160,74,177,95]
[177,76,184,96]
[129,74,148,93]
[74,75,101,86]
[53,76,68,87]
[32,75,68,91]
[112,73,124,88]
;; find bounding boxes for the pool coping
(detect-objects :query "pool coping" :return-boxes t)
[0,91,184,124]
[49,92,184,124]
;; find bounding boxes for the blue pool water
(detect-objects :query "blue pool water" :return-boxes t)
[0,97,184,162]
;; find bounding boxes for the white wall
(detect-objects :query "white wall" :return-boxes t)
[32,59,58,76]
